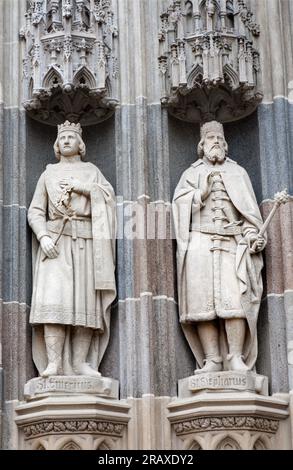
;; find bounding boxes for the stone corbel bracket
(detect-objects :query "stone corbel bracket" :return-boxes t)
[20,0,119,126]
[168,393,289,450]
[158,0,263,123]
[15,395,130,450]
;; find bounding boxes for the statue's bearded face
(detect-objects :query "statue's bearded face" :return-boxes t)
[203,131,226,163]
[58,131,80,157]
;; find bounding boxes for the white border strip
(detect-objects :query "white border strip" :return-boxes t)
[262,290,293,301]
[0,299,30,307]
[262,95,293,105]
[0,202,27,210]
[118,292,177,304]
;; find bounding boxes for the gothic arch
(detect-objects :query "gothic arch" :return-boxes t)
[73,66,96,89]
[188,440,202,450]
[42,66,63,89]
[226,0,235,29]
[187,64,204,88]
[253,439,267,450]
[223,63,239,90]
[216,436,241,450]
[31,439,48,450]
[251,434,271,450]
[55,436,85,450]
[185,1,194,34]
[199,0,220,12]
[199,0,221,29]
[185,0,193,15]
[60,441,82,450]
[94,437,115,450]
[183,436,204,450]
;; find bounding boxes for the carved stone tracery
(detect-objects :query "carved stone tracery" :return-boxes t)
[22,419,125,439]
[173,416,279,435]
[21,0,119,125]
[216,436,241,450]
[158,0,262,122]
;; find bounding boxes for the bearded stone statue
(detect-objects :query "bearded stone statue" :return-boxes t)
[172,121,266,373]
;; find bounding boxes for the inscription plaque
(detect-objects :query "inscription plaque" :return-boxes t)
[24,375,119,400]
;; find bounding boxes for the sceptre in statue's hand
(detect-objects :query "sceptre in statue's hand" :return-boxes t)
[251,189,290,253]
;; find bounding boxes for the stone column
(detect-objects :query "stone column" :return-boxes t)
[0,0,35,450]
[105,0,194,448]
[0,0,3,445]
[112,0,194,404]
[255,0,293,393]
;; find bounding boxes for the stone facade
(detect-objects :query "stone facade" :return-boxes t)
[158,0,262,122]
[0,0,293,450]
[20,0,119,125]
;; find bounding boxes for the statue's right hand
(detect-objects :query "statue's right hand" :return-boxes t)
[200,173,213,201]
[40,236,59,259]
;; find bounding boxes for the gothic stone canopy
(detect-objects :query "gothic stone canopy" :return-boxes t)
[158,0,262,123]
[21,0,119,125]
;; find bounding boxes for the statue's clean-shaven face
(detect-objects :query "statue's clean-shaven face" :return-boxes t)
[203,131,226,163]
[58,130,80,157]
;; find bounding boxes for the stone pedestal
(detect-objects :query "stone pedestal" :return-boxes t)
[178,371,269,398]
[24,375,119,400]
[168,392,289,450]
[15,394,130,450]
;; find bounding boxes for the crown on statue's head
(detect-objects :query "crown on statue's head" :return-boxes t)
[58,121,82,136]
[200,121,224,139]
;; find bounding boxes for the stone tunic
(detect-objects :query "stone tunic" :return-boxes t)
[187,171,249,321]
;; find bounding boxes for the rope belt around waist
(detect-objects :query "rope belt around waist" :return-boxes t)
[47,217,92,240]
[190,224,243,236]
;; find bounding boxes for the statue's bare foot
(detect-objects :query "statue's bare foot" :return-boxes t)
[228,354,249,371]
[194,357,222,374]
[74,362,101,377]
[42,362,59,377]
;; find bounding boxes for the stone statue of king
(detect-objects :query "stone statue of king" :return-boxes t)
[172,121,266,373]
[28,121,116,378]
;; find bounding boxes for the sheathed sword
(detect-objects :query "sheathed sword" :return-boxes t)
[41,184,75,262]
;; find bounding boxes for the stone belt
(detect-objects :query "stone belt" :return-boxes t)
[190,224,242,236]
[47,217,92,240]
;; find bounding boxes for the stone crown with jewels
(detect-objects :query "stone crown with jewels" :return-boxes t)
[58,121,82,136]
[200,121,224,139]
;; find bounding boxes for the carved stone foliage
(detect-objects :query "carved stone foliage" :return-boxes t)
[174,416,279,435]
[20,1,119,125]
[22,420,125,439]
[158,0,262,122]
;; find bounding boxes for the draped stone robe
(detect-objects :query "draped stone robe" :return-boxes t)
[28,161,116,375]
[172,158,265,370]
